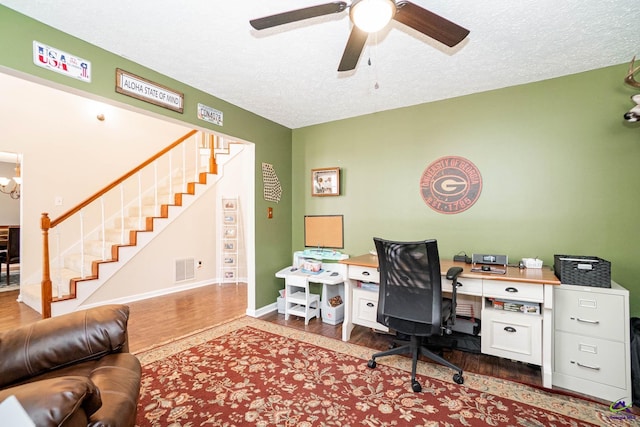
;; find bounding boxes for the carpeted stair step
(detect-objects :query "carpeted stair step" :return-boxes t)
[64,253,103,276]
[103,227,136,245]
[83,239,118,259]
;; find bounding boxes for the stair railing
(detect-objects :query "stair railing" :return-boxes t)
[40,129,221,318]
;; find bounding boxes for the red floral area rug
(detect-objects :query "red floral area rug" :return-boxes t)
[134,317,636,426]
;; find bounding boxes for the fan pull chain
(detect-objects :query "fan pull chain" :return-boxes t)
[370,33,380,90]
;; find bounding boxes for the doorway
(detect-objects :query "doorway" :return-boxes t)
[0,151,21,291]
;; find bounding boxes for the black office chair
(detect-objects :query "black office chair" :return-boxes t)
[366,237,464,392]
[0,227,20,286]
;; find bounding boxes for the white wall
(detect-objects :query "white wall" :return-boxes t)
[0,160,19,224]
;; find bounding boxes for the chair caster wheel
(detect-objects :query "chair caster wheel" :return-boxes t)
[453,373,464,384]
[411,380,422,392]
[367,359,376,369]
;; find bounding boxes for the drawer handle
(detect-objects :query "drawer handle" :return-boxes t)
[366,302,374,307]
[572,361,601,371]
[503,326,517,333]
[363,271,370,276]
[572,317,600,325]
[505,287,518,293]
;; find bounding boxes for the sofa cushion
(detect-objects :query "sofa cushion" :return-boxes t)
[0,376,101,427]
[88,353,141,427]
[0,305,130,388]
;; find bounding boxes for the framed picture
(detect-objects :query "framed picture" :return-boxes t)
[223,227,236,238]
[312,167,340,197]
[222,199,237,210]
[223,212,237,224]
[223,240,236,251]
[223,268,236,280]
[223,254,237,266]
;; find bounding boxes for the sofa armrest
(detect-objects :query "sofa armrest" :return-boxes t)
[0,376,102,427]
[0,305,130,388]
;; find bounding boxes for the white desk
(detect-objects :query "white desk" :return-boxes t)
[339,254,560,389]
[275,265,346,324]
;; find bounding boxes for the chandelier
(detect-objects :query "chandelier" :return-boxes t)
[0,155,21,199]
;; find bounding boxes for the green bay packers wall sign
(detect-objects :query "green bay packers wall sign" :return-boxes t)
[420,156,482,214]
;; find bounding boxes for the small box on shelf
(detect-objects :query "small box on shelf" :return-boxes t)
[491,298,540,315]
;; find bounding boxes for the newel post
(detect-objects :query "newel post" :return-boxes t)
[41,213,52,318]
[209,134,218,174]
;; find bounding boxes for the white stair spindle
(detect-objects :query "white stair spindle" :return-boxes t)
[169,152,173,197]
[194,135,199,182]
[154,161,158,217]
[182,141,186,191]
[120,184,125,244]
[137,172,142,230]
[55,228,63,297]
[100,196,106,260]
[79,210,85,278]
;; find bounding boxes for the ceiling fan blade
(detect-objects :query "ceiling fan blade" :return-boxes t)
[250,2,348,30]
[394,1,469,47]
[338,26,368,71]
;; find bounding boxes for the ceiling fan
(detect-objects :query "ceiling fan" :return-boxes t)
[249,0,469,72]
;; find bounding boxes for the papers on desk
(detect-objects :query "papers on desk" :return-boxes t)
[358,281,379,291]
[275,266,344,285]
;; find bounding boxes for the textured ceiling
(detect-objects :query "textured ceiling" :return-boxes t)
[2,1,639,129]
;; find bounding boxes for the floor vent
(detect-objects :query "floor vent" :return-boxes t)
[175,258,195,282]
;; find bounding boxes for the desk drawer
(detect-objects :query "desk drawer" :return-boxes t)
[554,287,624,341]
[481,309,542,365]
[352,288,387,331]
[349,265,379,283]
[483,280,544,302]
[442,277,482,296]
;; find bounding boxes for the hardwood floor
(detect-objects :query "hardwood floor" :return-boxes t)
[0,284,541,386]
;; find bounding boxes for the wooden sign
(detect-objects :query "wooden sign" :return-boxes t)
[115,68,183,113]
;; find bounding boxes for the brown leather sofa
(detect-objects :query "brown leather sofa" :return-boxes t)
[0,304,141,426]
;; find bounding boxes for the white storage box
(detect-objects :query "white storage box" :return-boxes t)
[322,302,344,325]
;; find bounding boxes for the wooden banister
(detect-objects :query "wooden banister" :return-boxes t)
[50,130,197,228]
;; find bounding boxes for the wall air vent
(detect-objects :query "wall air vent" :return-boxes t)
[175,258,195,282]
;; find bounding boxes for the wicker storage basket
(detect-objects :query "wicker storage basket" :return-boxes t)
[553,255,611,288]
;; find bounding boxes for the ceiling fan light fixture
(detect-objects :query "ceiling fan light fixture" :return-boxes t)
[350,0,396,33]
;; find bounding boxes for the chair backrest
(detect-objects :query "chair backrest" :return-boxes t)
[7,227,19,261]
[374,237,442,336]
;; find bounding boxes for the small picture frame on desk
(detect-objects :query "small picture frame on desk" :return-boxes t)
[312,167,340,196]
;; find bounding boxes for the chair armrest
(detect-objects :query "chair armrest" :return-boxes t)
[0,376,102,427]
[445,267,464,326]
[0,305,130,388]
[446,266,463,281]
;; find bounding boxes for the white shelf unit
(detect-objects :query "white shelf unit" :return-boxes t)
[220,197,239,284]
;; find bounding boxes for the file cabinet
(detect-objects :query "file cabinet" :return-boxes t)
[552,282,631,403]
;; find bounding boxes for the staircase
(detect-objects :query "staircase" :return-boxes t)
[21,130,244,318]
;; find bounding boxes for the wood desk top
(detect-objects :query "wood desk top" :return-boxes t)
[341,253,561,285]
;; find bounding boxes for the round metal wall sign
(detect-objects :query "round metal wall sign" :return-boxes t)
[420,156,482,214]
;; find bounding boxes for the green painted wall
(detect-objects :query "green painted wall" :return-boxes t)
[0,6,293,309]
[293,64,640,316]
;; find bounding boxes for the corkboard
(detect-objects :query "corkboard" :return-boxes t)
[304,215,343,249]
